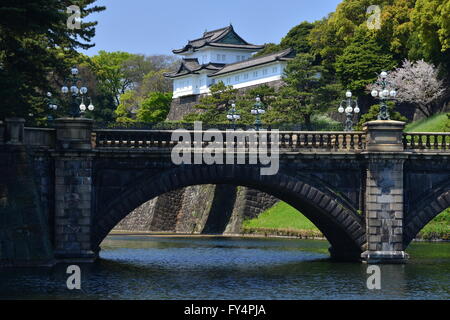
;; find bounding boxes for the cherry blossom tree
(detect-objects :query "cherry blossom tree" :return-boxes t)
[368,59,446,117]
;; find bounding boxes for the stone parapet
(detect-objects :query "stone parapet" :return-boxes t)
[4,117,25,145]
[55,117,93,150]
[363,120,405,152]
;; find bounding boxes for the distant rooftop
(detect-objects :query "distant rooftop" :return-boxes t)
[209,48,295,77]
[173,25,264,54]
[165,48,295,79]
[165,59,224,79]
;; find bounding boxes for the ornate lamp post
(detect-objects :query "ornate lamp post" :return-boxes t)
[60,66,94,118]
[370,71,397,120]
[251,95,265,131]
[226,101,241,129]
[338,90,360,131]
[45,91,59,121]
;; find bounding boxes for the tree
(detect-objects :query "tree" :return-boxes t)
[89,51,134,106]
[183,82,237,124]
[279,21,315,54]
[140,70,173,94]
[271,53,340,127]
[335,27,396,94]
[253,43,282,57]
[410,0,450,72]
[254,21,316,58]
[136,92,172,122]
[115,90,140,123]
[234,85,278,126]
[357,102,407,128]
[0,0,105,120]
[369,59,446,117]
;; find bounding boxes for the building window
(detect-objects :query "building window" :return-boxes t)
[244,73,249,80]
[222,54,226,61]
[253,71,258,77]
[217,54,221,61]
[272,67,278,73]
[227,78,231,84]
[235,75,240,82]
[263,69,268,75]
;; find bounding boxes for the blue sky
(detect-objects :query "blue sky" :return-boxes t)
[83,0,342,56]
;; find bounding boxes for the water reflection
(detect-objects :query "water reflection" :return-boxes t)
[0,235,448,300]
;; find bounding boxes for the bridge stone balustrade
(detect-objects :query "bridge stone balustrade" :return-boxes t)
[2,117,450,266]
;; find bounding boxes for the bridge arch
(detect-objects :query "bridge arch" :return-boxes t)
[404,186,450,247]
[93,164,366,260]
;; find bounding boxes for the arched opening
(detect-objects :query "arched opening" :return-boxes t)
[93,165,366,261]
[404,188,450,248]
[113,184,279,235]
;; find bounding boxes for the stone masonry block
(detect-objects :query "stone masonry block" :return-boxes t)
[368,218,382,227]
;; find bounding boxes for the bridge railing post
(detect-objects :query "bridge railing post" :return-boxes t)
[53,118,97,262]
[361,120,409,264]
[55,117,93,150]
[4,117,25,145]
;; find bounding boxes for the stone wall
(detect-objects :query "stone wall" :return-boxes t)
[175,185,216,233]
[224,187,279,234]
[115,198,157,231]
[114,184,279,235]
[0,145,54,266]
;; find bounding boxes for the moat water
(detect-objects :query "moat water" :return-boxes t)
[0,235,448,300]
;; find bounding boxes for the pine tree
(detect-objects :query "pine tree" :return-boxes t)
[0,0,105,120]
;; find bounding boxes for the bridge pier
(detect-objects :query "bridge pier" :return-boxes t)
[53,118,97,263]
[361,121,409,264]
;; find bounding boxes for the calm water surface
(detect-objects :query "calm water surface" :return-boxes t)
[0,235,448,300]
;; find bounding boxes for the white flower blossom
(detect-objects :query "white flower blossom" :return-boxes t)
[368,59,446,117]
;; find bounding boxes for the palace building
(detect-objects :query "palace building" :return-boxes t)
[165,25,294,99]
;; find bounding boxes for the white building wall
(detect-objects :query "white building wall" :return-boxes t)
[173,73,215,98]
[211,61,287,89]
[172,61,287,98]
[173,76,193,98]
[182,48,253,64]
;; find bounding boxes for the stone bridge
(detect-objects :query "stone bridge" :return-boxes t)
[1,117,449,265]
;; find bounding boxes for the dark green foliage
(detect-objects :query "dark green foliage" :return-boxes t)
[357,102,407,129]
[270,53,341,127]
[137,92,172,123]
[183,82,237,124]
[279,21,315,54]
[335,28,396,94]
[0,1,105,121]
[254,21,315,57]
[253,43,282,57]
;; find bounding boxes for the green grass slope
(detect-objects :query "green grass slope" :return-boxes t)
[243,201,449,240]
[405,113,449,132]
[243,201,317,231]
